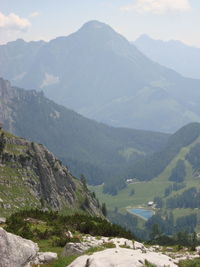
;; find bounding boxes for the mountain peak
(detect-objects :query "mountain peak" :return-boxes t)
[78,20,116,37]
[81,20,111,30]
[76,20,130,48]
[135,34,155,44]
[138,34,151,40]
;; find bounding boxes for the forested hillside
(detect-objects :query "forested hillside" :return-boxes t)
[130,123,200,181]
[0,78,168,192]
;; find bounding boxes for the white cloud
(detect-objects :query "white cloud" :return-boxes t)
[0,12,31,31]
[121,0,191,14]
[29,12,40,18]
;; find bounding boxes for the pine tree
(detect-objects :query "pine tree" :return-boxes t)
[80,174,87,189]
[102,203,107,217]
[0,132,5,154]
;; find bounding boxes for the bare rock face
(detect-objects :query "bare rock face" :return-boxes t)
[32,252,58,265]
[0,227,38,267]
[0,228,58,267]
[67,237,180,267]
[0,217,6,224]
[0,122,103,217]
[68,247,177,267]
[62,242,91,257]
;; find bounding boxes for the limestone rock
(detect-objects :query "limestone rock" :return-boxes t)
[62,242,91,257]
[0,217,6,224]
[0,227,38,267]
[65,230,73,239]
[0,96,103,218]
[196,246,200,253]
[133,241,145,250]
[68,247,177,267]
[32,252,58,264]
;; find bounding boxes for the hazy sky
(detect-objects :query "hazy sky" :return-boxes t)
[0,0,200,47]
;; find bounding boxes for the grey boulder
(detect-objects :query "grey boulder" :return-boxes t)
[62,242,91,257]
[0,227,38,267]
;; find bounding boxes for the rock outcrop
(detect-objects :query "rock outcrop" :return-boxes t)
[0,227,58,267]
[0,217,6,224]
[68,247,177,267]
[0,227,38,267]
[67,236,200,267]
[0,127,102,217]
[32,252,58,265]
[62,242,91,257]
[1,229,199,267]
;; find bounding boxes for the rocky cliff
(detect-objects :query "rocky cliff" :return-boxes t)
[0,129,102,217]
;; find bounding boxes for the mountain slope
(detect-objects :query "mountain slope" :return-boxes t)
[1,21,200,132]
[135,34,200,79]
[90,123,200,236]
[131,122,200,181]
[0,39,45,82]
[0,77,168,188]
[0,129,102,217]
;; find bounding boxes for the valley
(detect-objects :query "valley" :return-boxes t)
[0,8,200,265]
[90,125,200,235]
[0,77,169,194]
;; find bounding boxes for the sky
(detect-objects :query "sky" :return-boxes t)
[0,0,200,47]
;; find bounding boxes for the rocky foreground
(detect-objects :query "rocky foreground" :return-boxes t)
[69,248,176,267]
[66,236,182,267]
[0,227,57,267]
[1,227,200,267]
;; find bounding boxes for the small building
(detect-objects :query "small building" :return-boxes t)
[126,178,138,184]
[126,179,134,184]
[148,201,154,207]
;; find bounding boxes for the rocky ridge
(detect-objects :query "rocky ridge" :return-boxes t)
[0,128,102,217]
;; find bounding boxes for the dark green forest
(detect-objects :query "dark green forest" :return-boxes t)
[3,82,168,193]
[130,123,200,181]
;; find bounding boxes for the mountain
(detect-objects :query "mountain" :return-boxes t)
[134,35,200,79]
[0,38,45,83]
[131,122,200,181]
[127,122,200,214]
[91,123,200,237]
[0,77,168,190]
[0,128,102,218]
[1,21,200,132]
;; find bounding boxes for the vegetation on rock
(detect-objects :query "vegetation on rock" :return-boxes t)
[0,129,102,217]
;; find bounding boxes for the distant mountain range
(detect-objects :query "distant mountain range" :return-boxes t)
[134,34,200,79]
[1,21,200,132]
[0,77,168,191]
